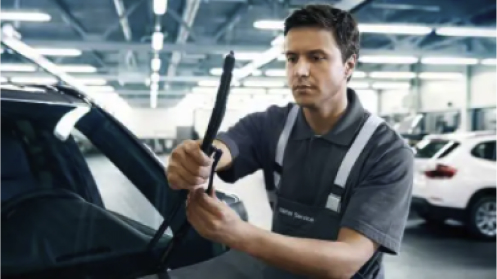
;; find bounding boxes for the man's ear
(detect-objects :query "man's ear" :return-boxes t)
[344,54,357,80]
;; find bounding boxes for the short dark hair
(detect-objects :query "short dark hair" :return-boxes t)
[283,4,360,63]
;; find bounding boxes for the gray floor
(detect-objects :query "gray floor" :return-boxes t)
[87,155,496,279]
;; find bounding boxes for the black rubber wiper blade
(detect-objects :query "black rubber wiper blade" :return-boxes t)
[149,51,235,271]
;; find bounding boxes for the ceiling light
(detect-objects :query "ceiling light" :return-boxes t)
[359,55,419,64]
[198,80,219,87]
[359,24,432,35]
[151,72,160,83]
[371,82,410,89]
[76,78,107,85]
[1,63,37,72]
[151,57,161,71]
[481,59,496,66]
[154,0,167,15]
[0,76,8,83]
[436,27,496,38]
[243,80,285,87]
[369,71,416,79]
[277,55,286,61]
[271,36,284,46]
[36,48,82,56]
[152,32,164,51]
[421,57,478,65]
[150,83,159,91]
[11,76,58,84]
[235,52,263,60]
[253,20,283,30]
[417,72,464,80]
[59,65,98,73]
[265,69,286,77]
[352,71,367,78]
[348,81,370,89]
[1,11,51,22]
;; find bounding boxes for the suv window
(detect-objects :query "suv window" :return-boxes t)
[471,141,496,161]
[415,139,459,159]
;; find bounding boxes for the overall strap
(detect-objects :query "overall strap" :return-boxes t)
[325,114,384,212]
[267,105,299,205]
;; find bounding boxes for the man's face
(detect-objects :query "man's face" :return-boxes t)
[284,27,354,109]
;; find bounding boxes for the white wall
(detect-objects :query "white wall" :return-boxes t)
[379,66,496,115]
[127,108,180,138]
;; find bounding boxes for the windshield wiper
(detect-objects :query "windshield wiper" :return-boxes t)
[148,51,236,271]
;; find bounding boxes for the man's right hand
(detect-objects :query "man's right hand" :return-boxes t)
[167,140,214,190]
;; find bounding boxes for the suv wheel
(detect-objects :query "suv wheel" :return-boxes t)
[468,196,496,240]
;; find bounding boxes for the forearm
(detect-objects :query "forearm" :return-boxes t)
[231,223,365,279]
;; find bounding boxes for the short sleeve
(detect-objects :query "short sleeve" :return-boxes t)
[215,109,273,183]
[340,146,414,255]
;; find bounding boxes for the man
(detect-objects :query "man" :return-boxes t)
[167,4,413,279]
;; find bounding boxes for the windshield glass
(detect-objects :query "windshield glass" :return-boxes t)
[415,138,458,159]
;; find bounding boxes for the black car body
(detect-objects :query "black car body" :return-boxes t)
[1,84,248,279]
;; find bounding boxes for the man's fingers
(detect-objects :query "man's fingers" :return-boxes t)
[184,140,212,167]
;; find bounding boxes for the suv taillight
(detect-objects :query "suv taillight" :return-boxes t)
[424,164,457,179]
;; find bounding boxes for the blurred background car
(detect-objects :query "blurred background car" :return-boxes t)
[411,131,496,240]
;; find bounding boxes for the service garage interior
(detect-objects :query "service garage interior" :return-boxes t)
[0,0,496,278]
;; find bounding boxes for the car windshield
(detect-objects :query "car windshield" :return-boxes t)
[414,138,458,159]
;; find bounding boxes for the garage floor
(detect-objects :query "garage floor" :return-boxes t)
[87,156,496,279]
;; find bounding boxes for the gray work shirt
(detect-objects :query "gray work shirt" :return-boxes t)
[216,88,413,255]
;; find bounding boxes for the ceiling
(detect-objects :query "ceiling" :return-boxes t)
[0,0,495,108]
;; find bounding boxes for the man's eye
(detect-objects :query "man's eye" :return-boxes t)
[312,56,324,61]
[287,57,297,62]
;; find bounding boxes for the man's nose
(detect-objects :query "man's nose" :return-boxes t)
[294,60,310,77]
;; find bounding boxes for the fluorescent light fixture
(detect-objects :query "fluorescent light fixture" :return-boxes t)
[359,24,432,35]
[243,80,285,87]
[151,72,160,83]
[1,11,51,22]
[359,55,419,64]
[348,81,370,89]
[481,58,496,66]
[151,57,161,71]
[421,57,478,65]
[36,48,82,56]
[265,69,286,77]
[59,65,98,73]
[436,27,496,38]
[254,20,283,30]
[87,85,115,92]
[0,76,7,83]
[198,80,219,87]
[11,76,57,84]
[150,90,158,108]
[235,52,263,60]
[154,0,167,15]
[1,63,37,72]
[76,78,107,85]
[277,55,286,61]
[352,71,367,78]
[150,83,159,91]
[369,71,416,79]
[152,32,164,51]
[371,82,410,89]
[417,72,464,80]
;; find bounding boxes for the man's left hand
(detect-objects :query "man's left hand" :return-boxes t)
[186,186,247,247]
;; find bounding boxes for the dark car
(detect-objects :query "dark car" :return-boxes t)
[1,84,248,279]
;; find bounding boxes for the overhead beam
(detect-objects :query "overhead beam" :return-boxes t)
[51,0,108,69]
[167,8,201,42]
[21,40,494,58]
[103,0,147,39]
[112,0,137,68]
[213,4,252,41]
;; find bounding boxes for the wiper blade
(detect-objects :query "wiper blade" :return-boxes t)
[148,51,236,271]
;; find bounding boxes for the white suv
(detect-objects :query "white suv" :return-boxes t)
[411,131,496,240]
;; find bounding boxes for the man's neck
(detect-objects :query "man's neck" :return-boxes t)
[303,89,348,135]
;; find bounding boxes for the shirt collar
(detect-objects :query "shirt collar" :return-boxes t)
[291,88,367,146]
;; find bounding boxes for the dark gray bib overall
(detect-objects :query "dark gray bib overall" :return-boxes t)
[265,105,384,279]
